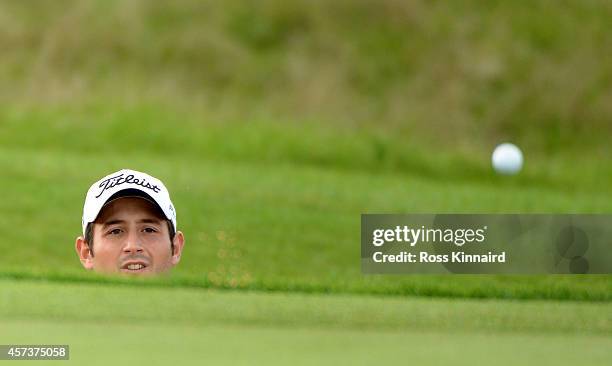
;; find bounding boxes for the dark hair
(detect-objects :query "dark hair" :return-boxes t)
[85,220,176,257]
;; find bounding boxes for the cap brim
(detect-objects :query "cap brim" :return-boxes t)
[100,188,168,221]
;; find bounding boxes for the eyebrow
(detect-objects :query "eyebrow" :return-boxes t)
[102,218,163,227]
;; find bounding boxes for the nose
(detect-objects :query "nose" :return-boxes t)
[122,231,144,254]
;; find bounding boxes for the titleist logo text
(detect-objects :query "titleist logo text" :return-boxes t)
[95,174,161,198]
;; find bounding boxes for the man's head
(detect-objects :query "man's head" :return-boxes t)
[75,169,185,276]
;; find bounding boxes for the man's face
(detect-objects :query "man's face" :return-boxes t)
[76,197,184,276]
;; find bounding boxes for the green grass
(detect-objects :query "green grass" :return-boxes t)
[2,280,610,333]
[4,320,610,366]
[0,106,611,301]
[1,279,610,365]
[1,2,611,363]
[1,0,611,153]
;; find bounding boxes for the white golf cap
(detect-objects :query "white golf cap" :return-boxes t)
[81,169,177,235]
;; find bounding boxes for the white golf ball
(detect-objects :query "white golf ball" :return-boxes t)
[492,143,523,175]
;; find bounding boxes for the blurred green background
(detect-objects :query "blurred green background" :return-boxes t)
[0,1,610,364]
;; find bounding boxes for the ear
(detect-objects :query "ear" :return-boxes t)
[170,231,185,265]
[75,236,95,270]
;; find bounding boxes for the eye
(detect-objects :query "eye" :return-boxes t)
[143,227,158,233]
[108,228,122,235]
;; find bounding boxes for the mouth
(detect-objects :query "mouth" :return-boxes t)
[120,261,149,273]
